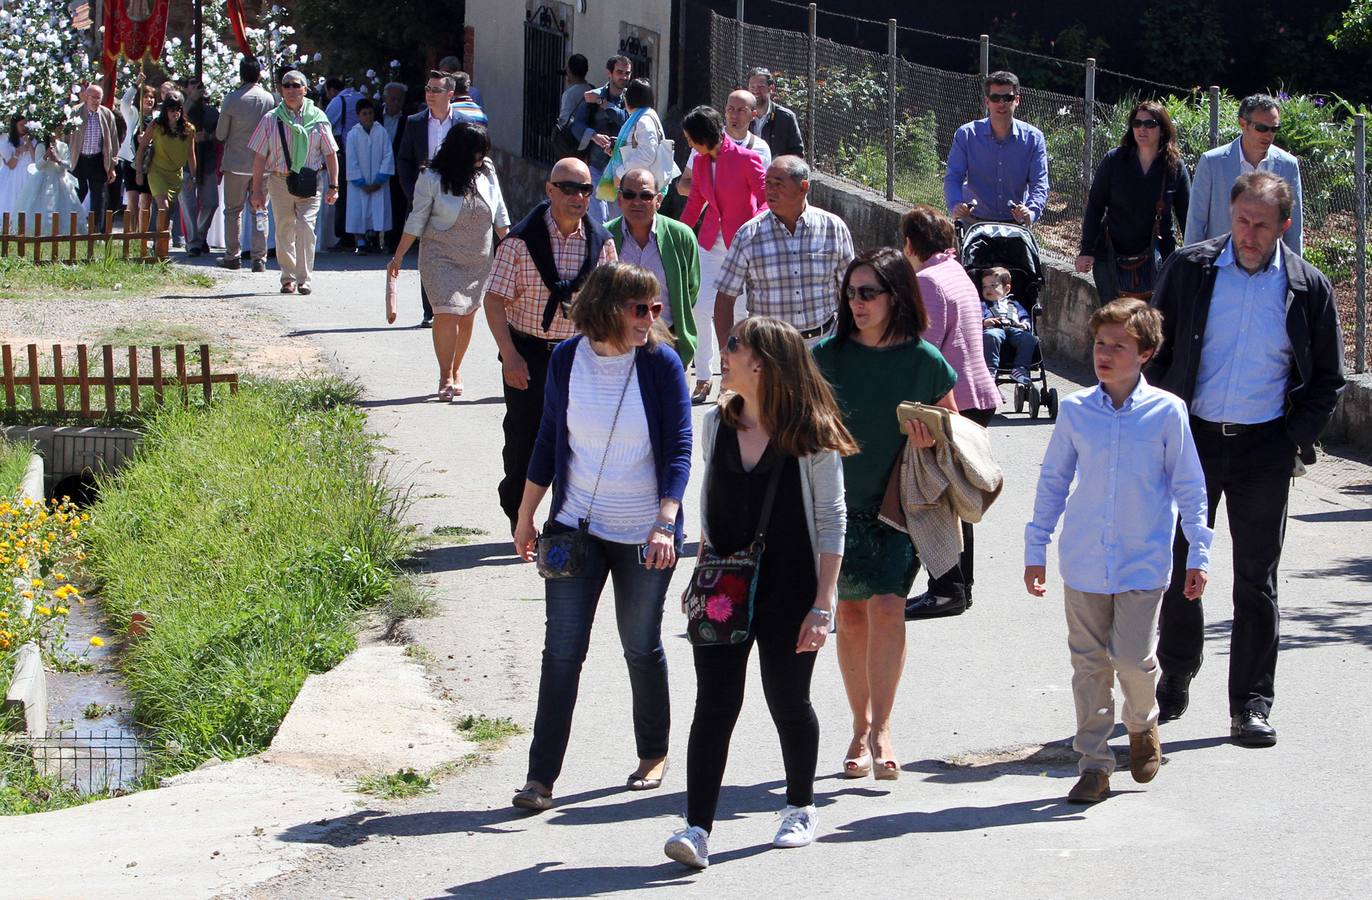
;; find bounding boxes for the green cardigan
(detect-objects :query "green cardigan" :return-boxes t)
[606,213,700,369]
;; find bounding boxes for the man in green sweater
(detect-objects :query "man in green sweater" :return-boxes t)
[606,167,701,368]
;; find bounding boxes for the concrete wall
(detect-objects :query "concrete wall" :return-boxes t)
[467,0,675,156]
[487,147,553,223]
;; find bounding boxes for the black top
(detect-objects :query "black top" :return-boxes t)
[1080,146,1191,258]
[705,423,817,606]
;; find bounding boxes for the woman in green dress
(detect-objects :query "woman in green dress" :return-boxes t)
[136,91,196,220]
[812,246,959,782]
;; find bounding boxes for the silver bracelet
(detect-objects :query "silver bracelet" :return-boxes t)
[809,606,832,621]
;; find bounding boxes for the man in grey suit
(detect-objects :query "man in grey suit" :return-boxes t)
[1185,94,1303,254]
[217,57,276,271]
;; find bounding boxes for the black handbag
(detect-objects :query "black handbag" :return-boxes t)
[277,118,320,199]
[535,356,637,579]
[683,446,785,646]
[551,98,587,161]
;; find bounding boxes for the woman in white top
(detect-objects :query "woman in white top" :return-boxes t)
[387,123,510,401]
[0,116,37,218]
[510,262,693,813]
[120,81,159,221]
[613,79,675,192]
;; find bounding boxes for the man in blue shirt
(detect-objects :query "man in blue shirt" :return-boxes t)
[574,55,631,227]
[1148,171,1346,748]
[944,71,1049,226]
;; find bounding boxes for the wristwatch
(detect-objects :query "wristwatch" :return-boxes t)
[652,520,676,535]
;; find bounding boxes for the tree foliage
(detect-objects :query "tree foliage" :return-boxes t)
[290,0,465,85]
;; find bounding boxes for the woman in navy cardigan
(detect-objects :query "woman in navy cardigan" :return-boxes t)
[511,262,693,812]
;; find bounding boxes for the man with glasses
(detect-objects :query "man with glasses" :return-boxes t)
[1185,94,1303,254]
[746,67,804,159]
[574,55,632,227]
[944,71,1048,226]
[482,158,618,529]
[397,70,460,326]
[607,167,701,367]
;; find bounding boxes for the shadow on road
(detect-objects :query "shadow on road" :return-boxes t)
[406,540,525,573]
[355,394,505,408]
[818,796,1088,840]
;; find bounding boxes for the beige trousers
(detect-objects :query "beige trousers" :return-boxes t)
[1062,586,1164,776]
[222,171,266,262]
[266,173,320,286]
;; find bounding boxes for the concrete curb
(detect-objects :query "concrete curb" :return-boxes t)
[3,453,47,737]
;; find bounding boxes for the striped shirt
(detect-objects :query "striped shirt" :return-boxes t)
[555,341,658,543]
[247,108,338,176]
[80,107,103,154]
[453,97,488,126]
[484,209,618,340]
[716,202,854,332]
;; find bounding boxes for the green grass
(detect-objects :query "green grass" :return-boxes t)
[457,714,525,749]
[0,745,101,816]
[0,439,33,496]
[427,524,488,545]
[0,255,215,297]
[381,577,438,620]
[357,767,434,799]
[80,378,409,772]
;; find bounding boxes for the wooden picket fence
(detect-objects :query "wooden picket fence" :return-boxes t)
[1,343,238,419]
[0,210,171,264]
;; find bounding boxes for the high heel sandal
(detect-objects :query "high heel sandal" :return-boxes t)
[843,737,872,778]
[873,758,901,781]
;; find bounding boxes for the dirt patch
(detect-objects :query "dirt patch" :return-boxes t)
[939,740,1160,773]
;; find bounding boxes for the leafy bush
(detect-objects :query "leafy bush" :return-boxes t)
[833,110,944,207]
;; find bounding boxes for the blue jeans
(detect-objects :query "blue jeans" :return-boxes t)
[526,532,674,789]
[983,326,1038,372]
[586,165,610,227]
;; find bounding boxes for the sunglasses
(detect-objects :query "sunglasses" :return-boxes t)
[987,92,1018,103]
[619,189,656,201]
[1131,118,1160,129]
[281,83,306,90]
[725,334,743,353]
[627,301,664,319]
[552,181,595,197]
[424,85,451,93]
[844,284,889,302]
[1244,119,1280,134]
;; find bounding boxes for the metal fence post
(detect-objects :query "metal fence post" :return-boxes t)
[807,3,817,165]
[736,0,746,88]
[1357,113,1368,374]
[979,34,989,78]
[1208,86,1221,149]
[887,19,897,201]
[1083,58,1096,203]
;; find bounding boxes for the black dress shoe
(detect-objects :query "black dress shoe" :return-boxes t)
[905,587,969,620]
[1156,657,1201,723]
[1231,710,1277,747]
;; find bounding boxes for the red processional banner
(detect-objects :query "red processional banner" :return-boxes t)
[101,0,172,99]
[226,0,254,57]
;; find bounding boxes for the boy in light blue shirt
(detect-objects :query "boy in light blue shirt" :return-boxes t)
[1024,298,1212,805]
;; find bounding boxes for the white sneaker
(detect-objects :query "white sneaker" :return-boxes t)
[772,804,819,848]
[664,825,709,869]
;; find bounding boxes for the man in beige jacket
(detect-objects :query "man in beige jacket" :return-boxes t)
[216,57,276,271]
[68,85,118,232]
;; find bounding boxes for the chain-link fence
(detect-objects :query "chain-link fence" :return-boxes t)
[698,0,1369,373]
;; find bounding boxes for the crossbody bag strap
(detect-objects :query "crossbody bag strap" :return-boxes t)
[276,117,293,172]
[749,452,787,551]
[1151,167,1168,242]
[582,354,638,525]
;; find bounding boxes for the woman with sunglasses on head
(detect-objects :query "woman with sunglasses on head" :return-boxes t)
[1077,100,1190,303]
[511,261,692,814]
[812,247,959,783]
[136,89,196,221]
[664,317,854,869]
[388,122,510,402]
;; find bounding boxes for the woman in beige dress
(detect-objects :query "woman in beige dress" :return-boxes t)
[388,123,510,400]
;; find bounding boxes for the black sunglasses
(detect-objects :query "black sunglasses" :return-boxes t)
[628,301,664,319]
[1131,118,1160,129]
[552,181,594,197]
[619,189,656,201]
[844,284,889,302]
[987,92,1017,103]
[1244,119,1280,134]
[725,334,742,353]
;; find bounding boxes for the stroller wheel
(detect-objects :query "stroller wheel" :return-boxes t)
[1029,385,1042,419]
[1047,387,1060,420]
[1013,383,1025,414]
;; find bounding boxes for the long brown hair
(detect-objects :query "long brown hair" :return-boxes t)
[1120,100,1181,175]
[718,317,858,458]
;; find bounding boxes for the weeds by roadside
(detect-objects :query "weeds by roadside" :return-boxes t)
[428,525,488,545]
[0,744,102,816]
[0,256,215,298]
[0,440,32,496]
[457,714,524,749]
[355,752,488,801]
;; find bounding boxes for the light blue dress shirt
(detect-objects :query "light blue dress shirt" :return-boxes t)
[1190,239,1292,424]
[943,118,1050,221]
[1025,376,1212,594]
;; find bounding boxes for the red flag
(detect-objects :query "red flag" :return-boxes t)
[226,0,253,57]
[101,0,172,96]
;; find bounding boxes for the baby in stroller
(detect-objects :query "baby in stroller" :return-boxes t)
[980,266,1039,387]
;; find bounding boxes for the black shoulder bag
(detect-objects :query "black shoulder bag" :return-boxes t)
[276,118,319,199]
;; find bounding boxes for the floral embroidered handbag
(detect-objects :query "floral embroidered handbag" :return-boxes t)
[684,459,785,645]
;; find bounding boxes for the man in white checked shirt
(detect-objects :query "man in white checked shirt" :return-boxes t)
[714,156,854,347]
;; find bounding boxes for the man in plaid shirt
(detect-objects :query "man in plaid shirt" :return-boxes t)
[714,156,854,346]
[483,157,618,527]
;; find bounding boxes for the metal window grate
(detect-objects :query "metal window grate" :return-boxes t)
[2,730,147,795]
[523,5,571,164]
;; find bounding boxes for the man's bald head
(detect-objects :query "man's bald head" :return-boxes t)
[724,89,758,135]
[546,157,594,225]
[549,157,591,183]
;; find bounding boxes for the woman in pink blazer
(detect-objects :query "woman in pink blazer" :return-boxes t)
[680,105,766,402]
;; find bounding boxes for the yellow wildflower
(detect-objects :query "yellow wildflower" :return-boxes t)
[35,605,52,616]
[54,573,66,582]
[89,636,105,647]
[55,606,69,615]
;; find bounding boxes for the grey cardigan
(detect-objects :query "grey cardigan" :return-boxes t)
[698,406,846,575]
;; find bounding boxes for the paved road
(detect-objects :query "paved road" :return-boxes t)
[226,254,1371,898]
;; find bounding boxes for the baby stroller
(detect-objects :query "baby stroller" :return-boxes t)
[957,220,1059,420]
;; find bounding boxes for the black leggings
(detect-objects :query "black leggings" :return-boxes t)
[685,597,818,831]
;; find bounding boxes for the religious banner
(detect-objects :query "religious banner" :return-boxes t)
[226,0,254,57]
[101,0,172,69]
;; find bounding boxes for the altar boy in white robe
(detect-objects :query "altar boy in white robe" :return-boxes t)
[345,99,394,254]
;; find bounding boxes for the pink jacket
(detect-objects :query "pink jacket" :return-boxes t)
[917,250,1001,412]
[680,136,767,251]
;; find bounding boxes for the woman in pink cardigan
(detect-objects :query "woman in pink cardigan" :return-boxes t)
[680,105,767,403]
[899,205,1000,619]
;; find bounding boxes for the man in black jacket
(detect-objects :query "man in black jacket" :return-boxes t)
[396,71,459,327]
[746,67,805,160]
[1147,171,1344,747]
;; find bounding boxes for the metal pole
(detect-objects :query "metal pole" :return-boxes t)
[1356,114,1367,374]
[675,0,687,110]
[886,19,896,201]
[194,0,204,83]
[736,0,745,89]
[807,3,817,165]
[1208,86,1221,149]
[979,34,989,78]
[1083,58,1095,204]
